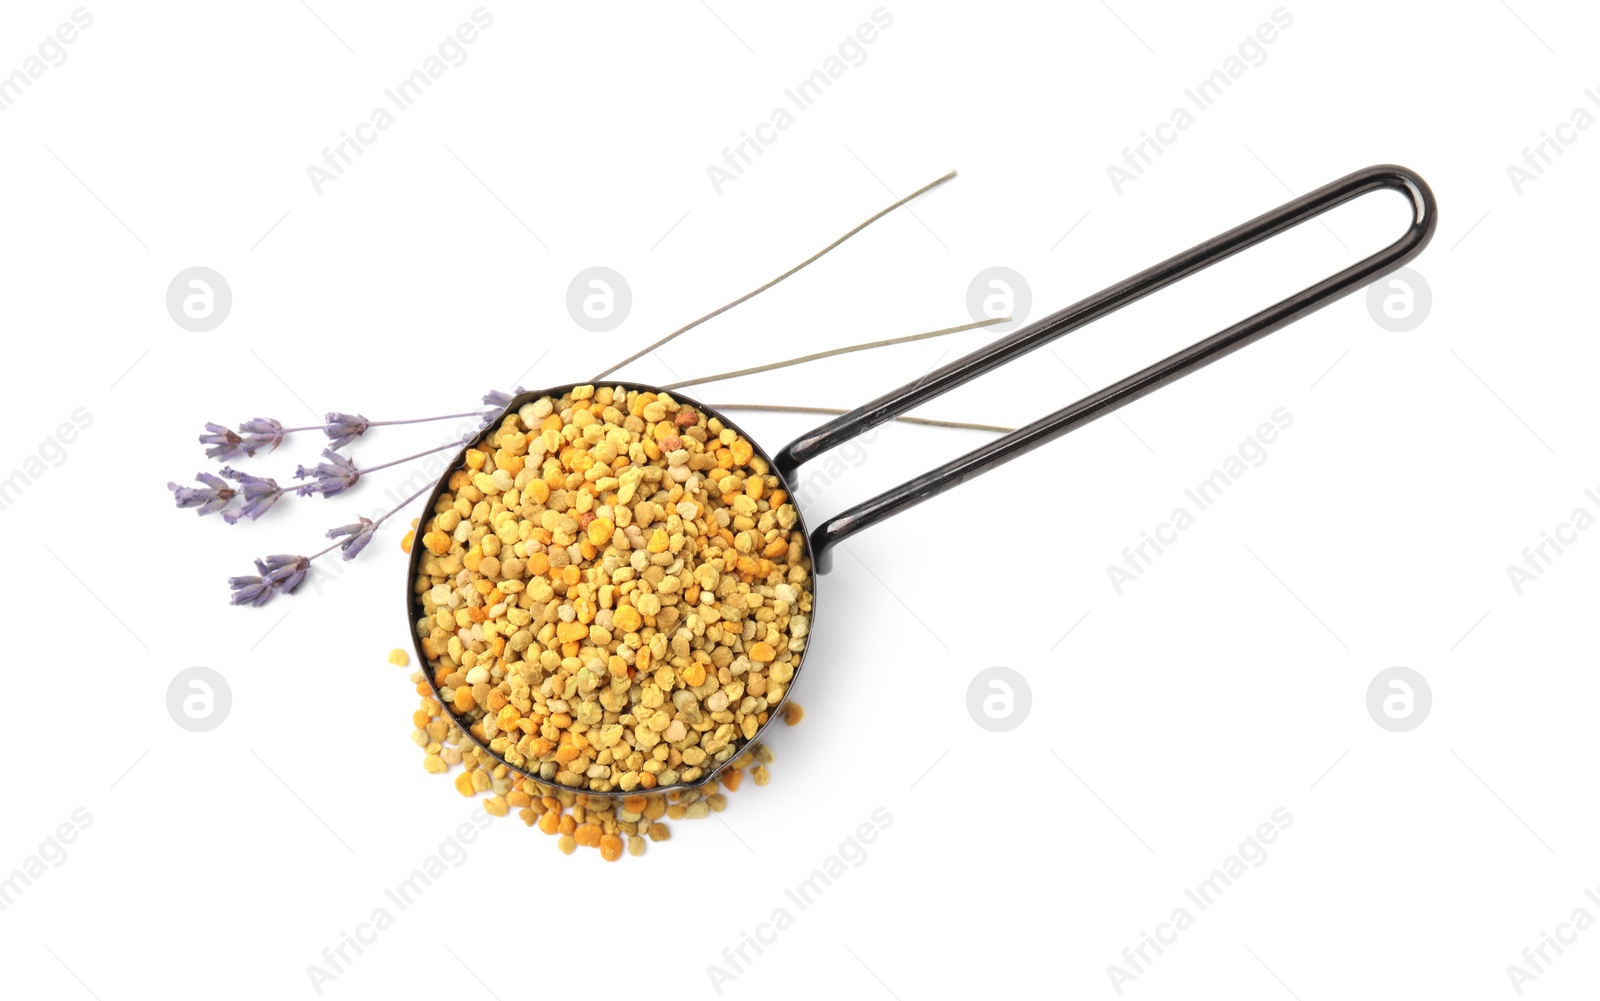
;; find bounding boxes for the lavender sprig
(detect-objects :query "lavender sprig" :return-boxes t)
[171,435,471,524]
[200,419,288,460]
[228,554,310,606]
[294,449,361,498]
[295,436,471,499]
[168,472,236,515]
[323,412,369,450]
[227,568,273,607]
[239,418,288,454]
[260,553,311,593]
[219,468,290,523]
[200,404,503,461]
[194,386,523,607]
[227,482,433,606]
[200,423,247,461]
[482,387,526,410]
[323,410,493,447]
[327,517,378,561]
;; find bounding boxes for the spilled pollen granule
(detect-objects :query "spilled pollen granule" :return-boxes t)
[402,657,800,859]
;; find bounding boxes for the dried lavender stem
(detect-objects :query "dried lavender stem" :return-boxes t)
[370,481,435,527]
[307,481,435,562]
[306,538,345,561]
[712,404,1014,434]
[660,316,1007,392]
[592,169,958,381]
[232,410,491,443]
[355,437,470,477]
[364,411,488,428]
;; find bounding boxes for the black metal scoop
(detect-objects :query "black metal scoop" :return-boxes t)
[406,163,1437,799]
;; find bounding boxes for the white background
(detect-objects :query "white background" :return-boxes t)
[1,1,1596,998]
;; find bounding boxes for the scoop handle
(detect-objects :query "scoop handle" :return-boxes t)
[774,163,1437,573]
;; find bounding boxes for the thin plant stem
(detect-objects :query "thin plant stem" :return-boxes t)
[307,481,435,561]
[355,437,470,477]
[371,481,436,527]
[258,410,489,439]
[660,316,1007,392]
[366,411,489,428]
[712,404,1014,434]
[592,170,958,381]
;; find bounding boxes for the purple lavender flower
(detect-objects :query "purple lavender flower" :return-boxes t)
[259,554,311,595]
[200,418,287,460]
[200,423,247,461]
[485,386,529,416]
[220,468,290,524]
[327,517,378,561]
[228,571,273,606]
[238,418,287,456]
[169,472,236,515]
[479,388,524,429]
[223,479,434,608]
[481,388,520,409]
[294,449,360,497]
[323,412,370,450]
[229,554,311,606]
